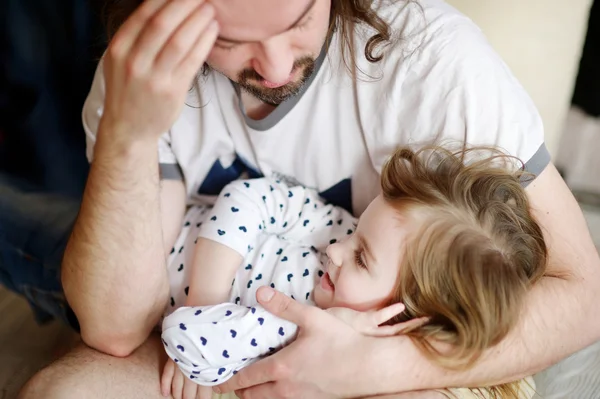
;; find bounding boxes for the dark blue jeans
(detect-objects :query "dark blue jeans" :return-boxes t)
[0,174,80,329]
[0,0,103,330]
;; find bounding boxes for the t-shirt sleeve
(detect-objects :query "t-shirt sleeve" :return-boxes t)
[197,178,358,256]
[365,13,549,185]
[81,58,182,179]
[161,303,297,386]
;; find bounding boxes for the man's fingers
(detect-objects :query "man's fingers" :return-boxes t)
[128,0,207,73]
[108,0,169,59]
[215,355,281,393]
[235,382,278,399]
[157,1,216,73]
[255,287,315,326]
[161,359,175,397]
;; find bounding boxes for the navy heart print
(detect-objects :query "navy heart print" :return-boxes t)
[218,229,225,236]
[225,310,232,316]
[230,329,237,338]
[281,256,288,262]
[224,193,230,197]
[278,327,285,336]
[302,252,309,257]
[258,317,264,325]
[251,338,257,346]
[222,350,229,358]
[195,309,202,315]
[177,345,185,352]
[287,273,293,281]
[218,367,226,375]
[276,248,283,255]
[231,207,239,212]
[239,226,247,232]
[177,264,183,272]
[303,220,309,227]
[245,264,252,270]
[303,269,309,277]
[255,273,263,280]
[200,337,207,346]
[211,216,217,221]
[244,182,250,188]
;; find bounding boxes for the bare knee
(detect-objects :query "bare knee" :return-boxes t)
[18,358,89,399]
[19,333,167,399]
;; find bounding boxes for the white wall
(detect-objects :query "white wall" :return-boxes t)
[445,0,593,157]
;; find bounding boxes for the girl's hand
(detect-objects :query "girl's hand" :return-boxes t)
[101,0,218,141]
[161,358,213,399]
[326,303,429,337]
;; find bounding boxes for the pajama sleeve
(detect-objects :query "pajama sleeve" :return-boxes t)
[197,178,358,254]
[161,303,297,385]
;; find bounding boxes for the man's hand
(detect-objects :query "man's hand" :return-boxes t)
[213,287,382,399]
[102,0,219,140]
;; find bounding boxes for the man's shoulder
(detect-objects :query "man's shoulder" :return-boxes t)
[355,0,493,77]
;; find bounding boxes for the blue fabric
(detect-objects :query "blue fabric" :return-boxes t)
[0,174,80,329]
[0,0,104,329]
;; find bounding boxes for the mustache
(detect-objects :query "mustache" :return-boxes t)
[238,56,315,82]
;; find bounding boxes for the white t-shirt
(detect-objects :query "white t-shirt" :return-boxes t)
[82,0,548,216]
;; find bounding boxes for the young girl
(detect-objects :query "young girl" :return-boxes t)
[161,145,547,399]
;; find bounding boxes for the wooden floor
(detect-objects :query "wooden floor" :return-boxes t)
[0,287,78,399]
[2,206,600,398]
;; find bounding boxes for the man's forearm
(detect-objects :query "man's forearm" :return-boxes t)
[369,274,600,393]
[62,128,169,356]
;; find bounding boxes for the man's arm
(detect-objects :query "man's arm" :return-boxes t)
[61,0,218,357]
[214,163,600,398]
[62,132,186,357]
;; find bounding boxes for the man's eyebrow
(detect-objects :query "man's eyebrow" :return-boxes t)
[216,0,317,44]
[358,233,377,266]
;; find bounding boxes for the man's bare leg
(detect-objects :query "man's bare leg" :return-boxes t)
[19,332,168,399]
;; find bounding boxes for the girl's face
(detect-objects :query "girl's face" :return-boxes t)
[313,195,412,311]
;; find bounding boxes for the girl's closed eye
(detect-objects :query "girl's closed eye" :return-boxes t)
[354,249,367,270]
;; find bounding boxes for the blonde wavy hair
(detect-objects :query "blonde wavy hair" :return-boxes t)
[381,145,548,398]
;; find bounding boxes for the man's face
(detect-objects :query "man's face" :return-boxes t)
[207,0,332,104]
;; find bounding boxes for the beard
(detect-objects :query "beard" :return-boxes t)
[235,56,316,105]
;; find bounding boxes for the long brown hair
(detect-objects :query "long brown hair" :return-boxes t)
[101,0,398,67]
[380,144,547,398]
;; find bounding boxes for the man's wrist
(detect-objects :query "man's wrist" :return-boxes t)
[96,118,160,158]
[362,335,450,395]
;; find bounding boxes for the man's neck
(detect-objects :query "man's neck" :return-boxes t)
[241,91,277,120]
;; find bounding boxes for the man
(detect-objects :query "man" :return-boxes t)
[19,0,600,398]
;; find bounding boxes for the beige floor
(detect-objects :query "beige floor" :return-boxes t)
[1,207,600,399]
